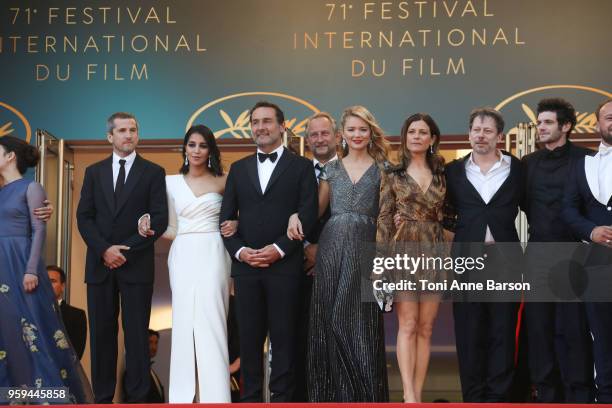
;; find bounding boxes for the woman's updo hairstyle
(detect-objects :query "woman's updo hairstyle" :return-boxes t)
[0,136,40,174]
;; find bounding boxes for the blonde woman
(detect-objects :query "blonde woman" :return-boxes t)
[288,106,391,402]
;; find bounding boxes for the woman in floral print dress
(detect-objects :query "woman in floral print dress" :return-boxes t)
[0,136,92,403]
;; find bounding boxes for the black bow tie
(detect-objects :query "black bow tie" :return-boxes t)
[314,163,323,171]
[258,152,278,163]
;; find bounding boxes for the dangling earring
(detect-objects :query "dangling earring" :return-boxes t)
[208,157,212,168]
[430,144,434,154]
[184,156,189,166]
[342,139,347,149]
[369,138,373,149]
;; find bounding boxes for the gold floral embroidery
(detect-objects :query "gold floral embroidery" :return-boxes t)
[53,330,69,350]
[21,318,39,352]
[0,350,6,360]
[0,284,9,293]
[60,369,67,379]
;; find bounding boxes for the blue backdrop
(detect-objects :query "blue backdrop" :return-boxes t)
[1,0,611,141]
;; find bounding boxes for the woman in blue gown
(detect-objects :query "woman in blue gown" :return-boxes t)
[0,136,93,404]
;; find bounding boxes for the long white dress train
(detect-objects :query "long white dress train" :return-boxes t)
[164,174,231,403]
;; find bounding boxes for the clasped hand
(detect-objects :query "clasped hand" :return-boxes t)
[239,245,281,268]
[592,226,612,248]
[103,245,130,269]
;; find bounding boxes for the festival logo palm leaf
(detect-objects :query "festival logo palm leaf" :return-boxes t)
[214,109,309,139]
[0,122,14,137]
[507,104,597,137]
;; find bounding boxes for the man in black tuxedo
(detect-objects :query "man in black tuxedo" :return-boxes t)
[521,98,594,402]
[291,112,339,402]
[445,108,523,402]
[562,99,612,403]
[47,265,87,360]
[76,112,168,403]
[220,101,318,402]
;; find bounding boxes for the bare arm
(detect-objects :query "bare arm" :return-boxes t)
[318,180,330,218]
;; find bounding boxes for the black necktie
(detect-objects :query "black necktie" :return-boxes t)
[115,159,126,200]
[258,152,278,163]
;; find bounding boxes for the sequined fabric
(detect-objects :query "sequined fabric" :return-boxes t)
[307,160,388,402]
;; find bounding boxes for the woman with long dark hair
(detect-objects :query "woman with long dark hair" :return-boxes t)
[376,113,449,402]
[0,136,93,403]
[139,125,236,402]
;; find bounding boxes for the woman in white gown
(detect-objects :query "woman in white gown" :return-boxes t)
[139,125,236,402]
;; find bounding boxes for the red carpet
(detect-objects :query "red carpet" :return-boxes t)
[46,404,597,407]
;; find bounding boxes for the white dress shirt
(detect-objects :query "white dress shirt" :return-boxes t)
[585,142,612,207]
[257,144,284,193]
[585,142,612,241]
[597,143,612,205]
[235,145,286,261]
[465,151,511,243]
[112,150,137,190]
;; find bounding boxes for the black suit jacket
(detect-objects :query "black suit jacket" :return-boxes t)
[445,152,524,267]
[562,153,612,266]
[76,154,168,284]
[59,301,87,360]
[220,148,318,277]
[521,142,592,227]
[446,152,523,243]
[306,205,330,244]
